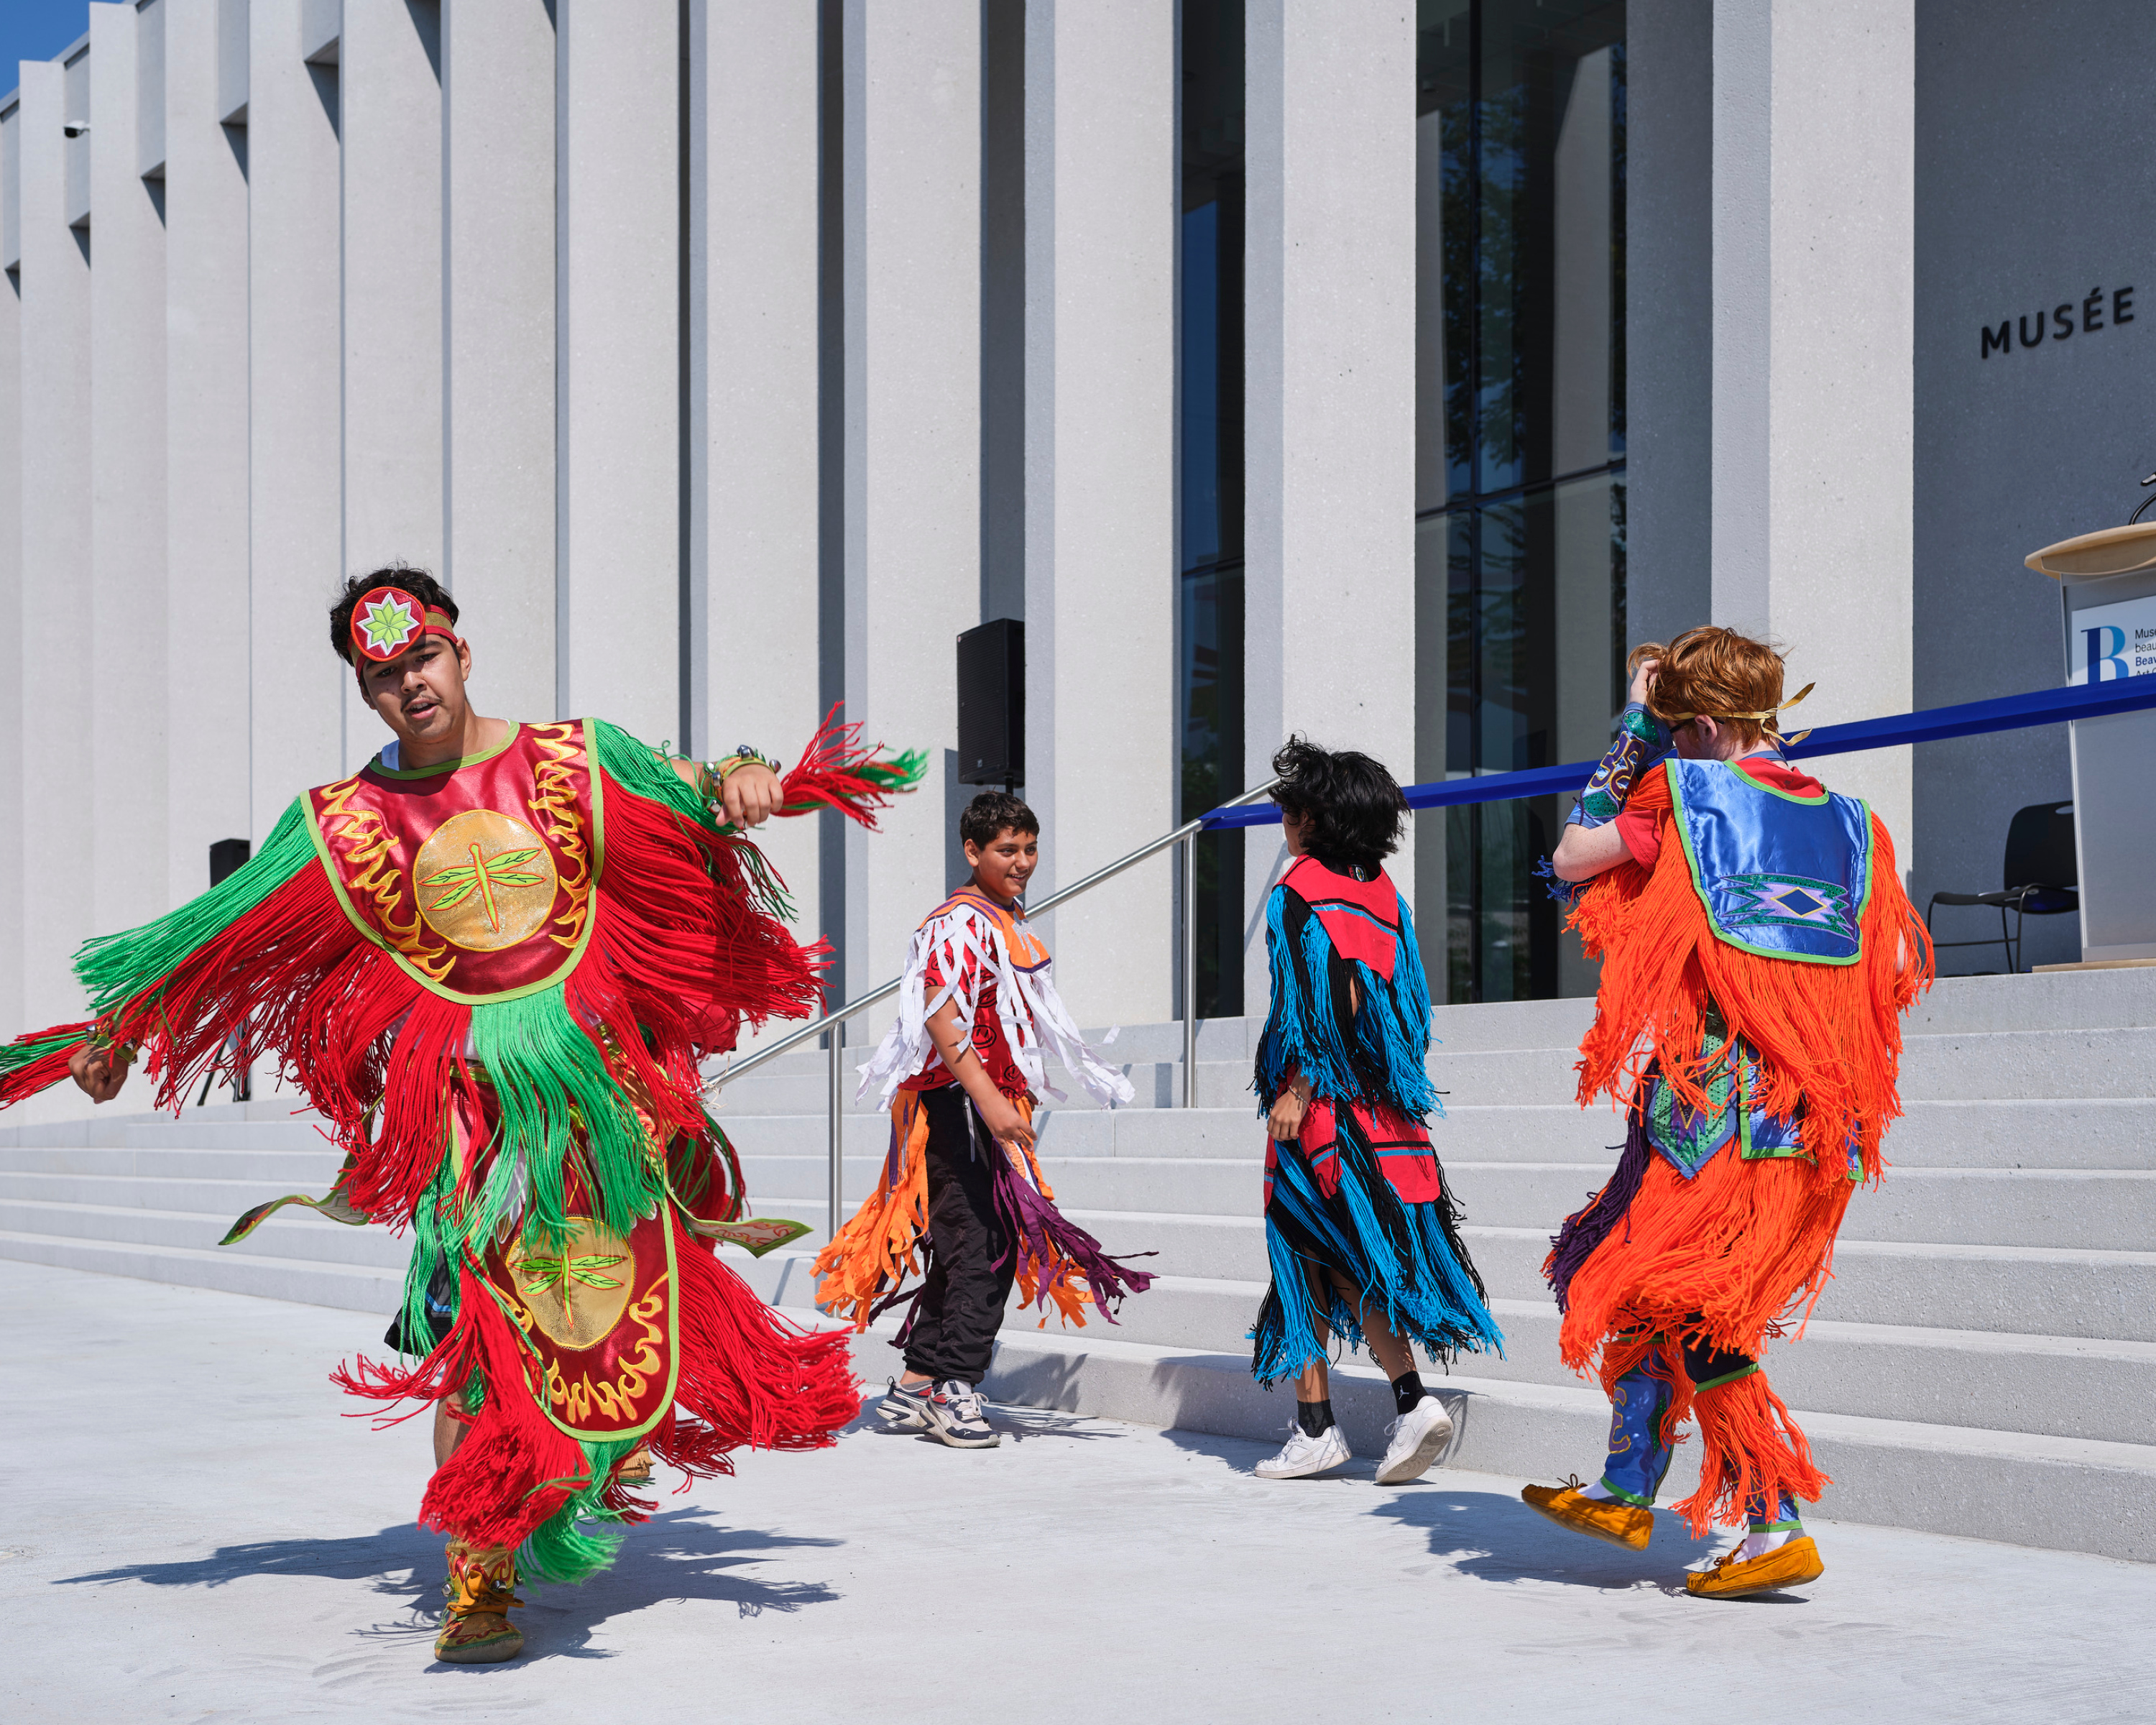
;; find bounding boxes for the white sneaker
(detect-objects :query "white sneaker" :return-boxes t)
[1255,1420,1352,1480]
[923,1379,1000,1449]
[1373,1394,1455,1485]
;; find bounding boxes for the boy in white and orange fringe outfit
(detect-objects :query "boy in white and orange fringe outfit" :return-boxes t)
[813,791,1153,1448]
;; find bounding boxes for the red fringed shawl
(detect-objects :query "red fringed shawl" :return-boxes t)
[0,712,921,1246]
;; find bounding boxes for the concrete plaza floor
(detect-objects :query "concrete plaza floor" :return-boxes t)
[4,1261,2152,1725]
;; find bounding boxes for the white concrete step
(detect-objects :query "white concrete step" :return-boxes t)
[962,1279,2155,1445]
[1419,1026,2156,1108]
[837,1215,2156,1348]
[0,1143,348,1182]
[0,1197,410,1270]
[1422,968,2156,1048]
[732,1162,2156,1257]
[711,1057,1259,1115]
[1451,1224,2156,1343]
[0,1228,401,1314]
[817,1304,2156,1565]
[743,1249,2156,1446]
[0,1098,331,1149]
[722,1020,2156,1113]
[1422,1098,2156,1170]
[710,1094,2156,1170]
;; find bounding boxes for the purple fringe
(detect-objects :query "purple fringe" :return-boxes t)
[1546,1100,1652,1312]
[991,1153,1156,1322]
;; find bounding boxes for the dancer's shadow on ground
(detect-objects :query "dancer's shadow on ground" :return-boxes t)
[54,1506,846,1662]
[842,1398,1125,1446]
[1372,1487,1784,1599]
[1153,1425,1784,1601]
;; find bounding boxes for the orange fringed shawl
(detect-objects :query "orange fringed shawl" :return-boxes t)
[1556,761,1933,1365]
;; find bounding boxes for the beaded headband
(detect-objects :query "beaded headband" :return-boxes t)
[349,585,463,676]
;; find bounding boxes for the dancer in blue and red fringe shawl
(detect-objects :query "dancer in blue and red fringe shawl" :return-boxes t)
[1250,739,1503,1484]
[1522,627,1931,1599]
[814,791,1154,1448]
[0,570,924,1664]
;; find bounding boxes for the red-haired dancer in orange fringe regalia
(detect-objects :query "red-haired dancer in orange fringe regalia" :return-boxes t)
[1521,627,1932,1599]
[0,571,923,1663]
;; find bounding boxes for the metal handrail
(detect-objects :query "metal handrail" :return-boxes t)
[703,778,1280,1238]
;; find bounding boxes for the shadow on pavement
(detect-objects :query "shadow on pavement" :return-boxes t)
[55,1507,849,1662]
[840,1394,1129,1446]
[1373,1487,1774,1598]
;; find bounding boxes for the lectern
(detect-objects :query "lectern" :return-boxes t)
[2024,523,2156,962]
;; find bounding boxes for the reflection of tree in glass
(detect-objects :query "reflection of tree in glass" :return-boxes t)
[1610,42,1627,454]
[1478,79,1529,492]
[1442,99,1475,497]
[1179,565,1245,1017]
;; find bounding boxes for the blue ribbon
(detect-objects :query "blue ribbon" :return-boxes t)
[1202,676,2156,829]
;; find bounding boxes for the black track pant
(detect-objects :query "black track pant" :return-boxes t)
[901,1086,1017,1385]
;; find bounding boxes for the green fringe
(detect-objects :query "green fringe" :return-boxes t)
[461,983,662,1252]
[0,1025,93,1076]
[73,799,318,1016]
[519,1436,640,1583]
[587,718,798,919]
[588,718,709,824]
[397,1158,461,1356]
[857,748,929,791]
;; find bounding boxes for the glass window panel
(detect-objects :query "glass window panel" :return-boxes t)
[1182,199,1223,570]
[1416,1,1625,1003]
[1177,0,1245,1018]
[1179,562,1245,1017]
[1427,474,1625,1002]
[1477,0,1626,494]
[1417,1,1473,509]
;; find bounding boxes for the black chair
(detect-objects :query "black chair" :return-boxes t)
[1925,801,2078,975]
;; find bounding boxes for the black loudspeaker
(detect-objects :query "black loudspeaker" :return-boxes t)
[208,838,252,888]
[957,617,1025,789]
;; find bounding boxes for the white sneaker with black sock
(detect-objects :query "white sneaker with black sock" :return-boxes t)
[1256,1420,1351,1480]
[1374,1394,1455,1485]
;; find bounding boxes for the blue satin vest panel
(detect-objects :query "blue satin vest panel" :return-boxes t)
[1667,759,1873,964]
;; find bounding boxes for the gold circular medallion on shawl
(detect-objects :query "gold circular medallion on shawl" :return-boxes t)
[413,808,558,951]
[506,1218,635,1350]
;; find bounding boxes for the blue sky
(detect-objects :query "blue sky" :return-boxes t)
[1,0,93,97]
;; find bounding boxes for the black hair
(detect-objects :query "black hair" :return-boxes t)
[959,791,1038,850]
[1270,735,1406,873]
[329,566,459,664]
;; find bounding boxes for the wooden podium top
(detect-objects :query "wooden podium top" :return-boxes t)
[2025,522,2156,581]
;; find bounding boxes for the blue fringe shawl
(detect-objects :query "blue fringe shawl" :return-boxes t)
[1248,862,1502,1381]
[1253,876,1440,1118]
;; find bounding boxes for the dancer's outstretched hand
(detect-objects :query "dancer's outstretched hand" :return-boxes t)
[1628,656,1660,707]
[68,1043,134,1104]
[721,762,784,828]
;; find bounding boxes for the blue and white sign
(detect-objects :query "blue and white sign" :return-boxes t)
[2068,592,2156,684]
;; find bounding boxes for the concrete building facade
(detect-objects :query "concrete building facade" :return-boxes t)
[0,0,2148,1052]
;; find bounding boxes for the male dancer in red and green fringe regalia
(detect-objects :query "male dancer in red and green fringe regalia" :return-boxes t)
[1521,626,1931,1598]
[0,569,923,1663]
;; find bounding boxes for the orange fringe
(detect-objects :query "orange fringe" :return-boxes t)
[813,1093,934,1330]
[811,1091,1111,1331]
[1559,1149,1856,1368]
[1672,1371,1829,1536]
[1596,1330,1830,1535]
[1568,764,1933,1183]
